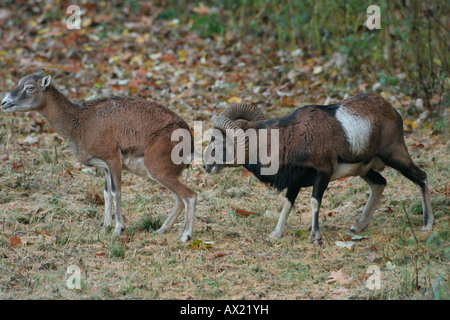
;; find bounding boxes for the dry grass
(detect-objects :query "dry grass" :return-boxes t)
[0,107,448,300]
[0,2,448,300]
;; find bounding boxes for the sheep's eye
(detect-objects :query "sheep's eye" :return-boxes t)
[26,86,34,92]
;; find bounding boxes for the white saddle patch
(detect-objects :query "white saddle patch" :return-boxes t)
[335,105,371,156]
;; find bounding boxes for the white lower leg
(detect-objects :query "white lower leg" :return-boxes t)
[269,198,292,239]
[309,198,321,243]
[420,182,433,231]
[112,191,124,235]
[157,197,183,234]
[351,183,385,232]
[103,189,113,228]
[180,196,196,243]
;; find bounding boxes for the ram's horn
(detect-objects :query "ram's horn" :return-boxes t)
[220,103,266,122]
[212,114,247,166]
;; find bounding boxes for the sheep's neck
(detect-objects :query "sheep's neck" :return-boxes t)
[39,85,82,143]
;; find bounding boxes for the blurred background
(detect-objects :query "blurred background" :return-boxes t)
[0,0,447,118]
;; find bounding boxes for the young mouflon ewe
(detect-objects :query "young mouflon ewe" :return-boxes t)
[203,95,433,244]
[1,70,196,242]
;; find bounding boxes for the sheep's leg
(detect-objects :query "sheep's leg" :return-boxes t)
[144,155,196,242]
[269,186,300,239]
[108,158,124,236]
[350,170,386,233]
[180,195,197,242]
[382,148,433,231]
[308,173,330,245]
[103,169,113,229]
[156,195,184,234]
[152,177,196,242]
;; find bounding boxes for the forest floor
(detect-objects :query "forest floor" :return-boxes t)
[0,3,448,300]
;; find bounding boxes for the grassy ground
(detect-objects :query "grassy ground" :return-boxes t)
[0,2,448,300]
[0,102,448,300]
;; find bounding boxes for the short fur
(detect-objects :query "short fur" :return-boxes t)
[2,70,196,241]
[204,93,433,244]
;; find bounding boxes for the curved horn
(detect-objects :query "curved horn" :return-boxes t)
[212,114,248,166]
[220,103,266,122]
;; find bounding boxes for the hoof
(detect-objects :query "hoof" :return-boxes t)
[155,227,168,235]
[180,233,191,243]
[308,232,322,245]
[268,231,283,240]
[113,225,124,236]
[350,222,368,234]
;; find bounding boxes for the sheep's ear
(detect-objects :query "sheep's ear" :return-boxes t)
[36,69,45,77]
[41,75,52,89]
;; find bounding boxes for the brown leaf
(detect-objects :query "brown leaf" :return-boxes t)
[95,251,106,258]
[128,77,147,91]
[6,234,22,246]
[241,168,253,177]
[326,269,354,286]
[121,231,131,244]
[192,3,210,15]
[410,143,424,150]
[66,169,74,178]
[235,208,258,217]
[33,229,51,236]
[11,163,24,170]
[160,53,177,63]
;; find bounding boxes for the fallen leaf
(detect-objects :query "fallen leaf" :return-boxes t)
[367,251,377,263]
[384,207,393,213]
[241,168,252,177]
[66,169,74,178]
[313,65,323,75]
[192,3,210,15]
[24,135,39,144]
[344,233,368,241]
[6,234,22,246]
[227,97,242,104]
[410,143,424,150]
[188,239,213,250]
[331,287,349,295]
[122,231,131,243]
[235,208,258,217]
[160,53,177,63]
[335,241,356,251]
[326,269,354,286]
[95,251,106,258]
[11,163,24,170]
